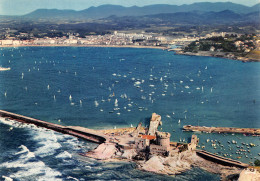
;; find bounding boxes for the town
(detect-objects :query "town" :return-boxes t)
[0,31,259,62]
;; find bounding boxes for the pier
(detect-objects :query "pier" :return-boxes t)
[0,110,107,144]
[196,150,249,168]
[183,125,260,135]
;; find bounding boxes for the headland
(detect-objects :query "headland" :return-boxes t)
[1,110,257,179]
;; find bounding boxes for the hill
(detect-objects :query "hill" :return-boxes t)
[20,2,259,20]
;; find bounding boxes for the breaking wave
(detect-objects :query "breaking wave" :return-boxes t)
[0,117,90,180]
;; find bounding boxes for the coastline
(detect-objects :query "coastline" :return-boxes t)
[174,50,260,62]
[0,44,167,50]
[2,44,259,62]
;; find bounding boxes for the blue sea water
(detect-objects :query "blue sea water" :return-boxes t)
[0,47,259,180]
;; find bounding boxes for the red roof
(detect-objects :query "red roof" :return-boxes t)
[141,135,156,140]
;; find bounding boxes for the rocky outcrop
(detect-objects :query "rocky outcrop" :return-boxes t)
[84,143,120,160]
[139,151,193,175]
[121,149,138,160]
[138,150,242,177]
[238,168,260,181]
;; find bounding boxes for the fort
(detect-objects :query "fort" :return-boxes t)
[0,110,250,177]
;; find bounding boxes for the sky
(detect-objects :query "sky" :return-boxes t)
[0,0,259,15]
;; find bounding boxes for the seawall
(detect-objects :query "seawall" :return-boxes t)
[183,125,260,135]
[0,110,106,144]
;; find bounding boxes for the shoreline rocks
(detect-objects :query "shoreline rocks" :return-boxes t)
[175,50,260,62]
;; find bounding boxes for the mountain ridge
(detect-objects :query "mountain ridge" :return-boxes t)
[17,2,260,20]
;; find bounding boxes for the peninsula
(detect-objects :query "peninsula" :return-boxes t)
[0,110,255,179]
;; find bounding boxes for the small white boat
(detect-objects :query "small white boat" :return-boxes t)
[0,67,11,71]
[178,119,181,124]
[94,100,99,107]
[115,99,118,107]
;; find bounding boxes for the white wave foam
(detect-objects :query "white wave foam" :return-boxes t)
[55,151,72,159]
[2,176,13,181]
[0,117,17,127]
[0,145,62,180]
[15,145,35,158]
[67,176,79,181]
[0,117,95,180]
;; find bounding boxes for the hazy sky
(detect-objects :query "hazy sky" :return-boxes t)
[0,0,259,15]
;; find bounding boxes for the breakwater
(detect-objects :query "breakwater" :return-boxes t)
[0,110,107,144]
[183,125,260,135]
[196,150,249,168]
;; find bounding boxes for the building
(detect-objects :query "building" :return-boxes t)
[147,113,162,136]
[187,135,199,151]
[150,131,171,156]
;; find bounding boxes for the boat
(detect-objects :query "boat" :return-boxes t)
[94,100,99,107]
[178,119,181,124]
[114,99,118,107]
[0,67,11,71]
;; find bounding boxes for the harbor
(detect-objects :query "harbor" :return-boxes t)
[183,125,260,135]
[0,110,251,174]
[0,46,259,180]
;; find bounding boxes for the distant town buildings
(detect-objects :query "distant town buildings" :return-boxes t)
[0,32,167,47]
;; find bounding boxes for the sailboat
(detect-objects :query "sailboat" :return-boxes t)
[115,99,118,107]
[94,100,99,107]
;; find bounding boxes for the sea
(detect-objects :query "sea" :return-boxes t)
[0,47,259,181]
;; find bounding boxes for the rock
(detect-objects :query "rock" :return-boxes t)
[141,156,165,173]
[238,168,260,181]
[84,143,119,160]
[122,149,137,160]
[140,152,193,175]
